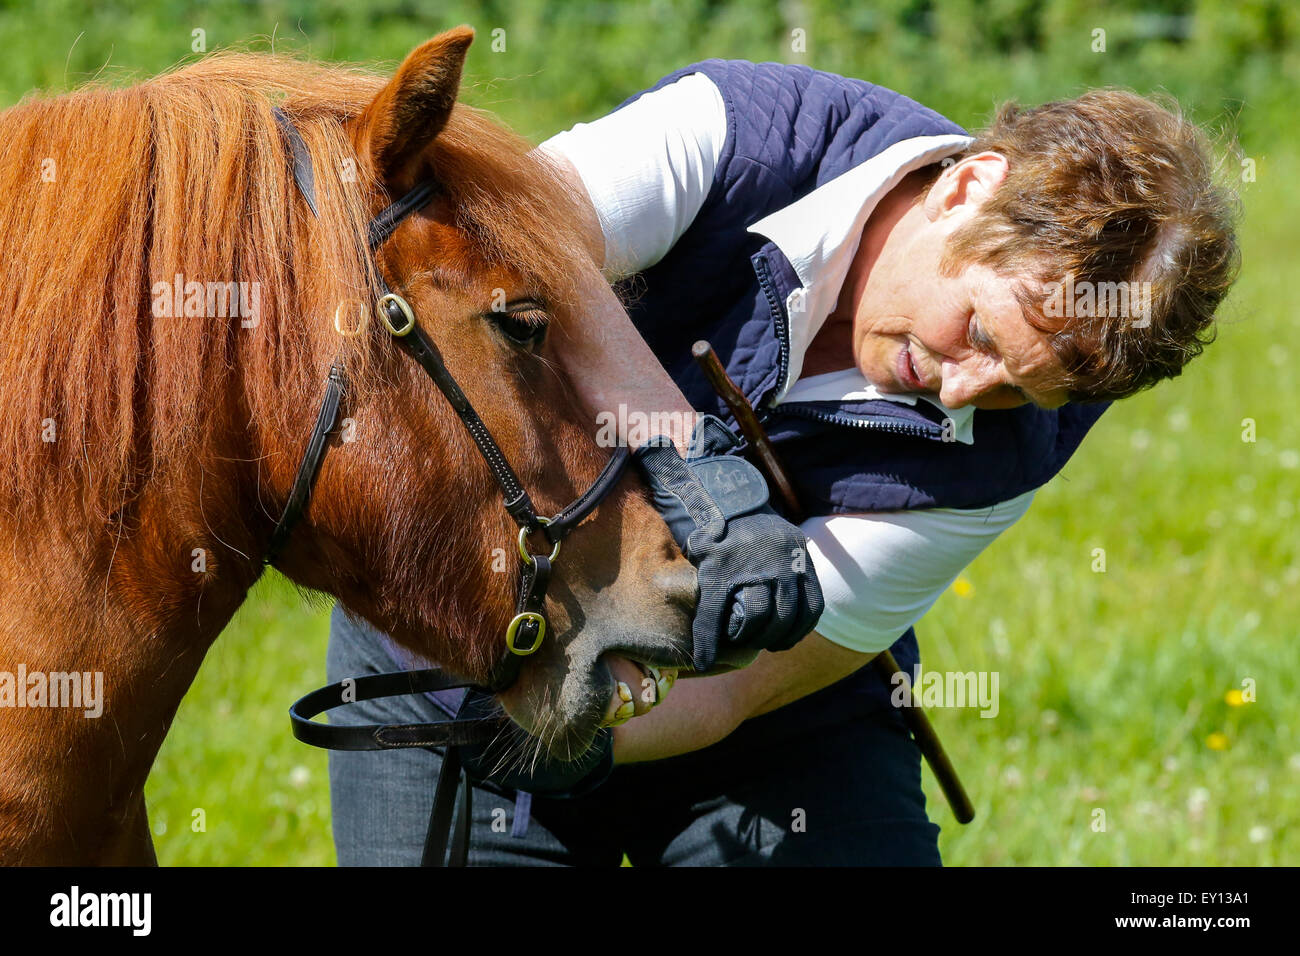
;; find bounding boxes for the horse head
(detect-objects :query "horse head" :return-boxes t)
[263,27,700,759]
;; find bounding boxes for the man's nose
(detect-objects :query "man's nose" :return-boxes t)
[939,356,1000,408]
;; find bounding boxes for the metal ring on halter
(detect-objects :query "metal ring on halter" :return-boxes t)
[504,611,547,656]
[517,516,561,565]
[377,292,416,336]
[334,300,368,337]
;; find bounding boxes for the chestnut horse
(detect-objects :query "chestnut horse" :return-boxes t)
[0,27,697,864]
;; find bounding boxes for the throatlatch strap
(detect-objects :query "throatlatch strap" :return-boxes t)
[265,362,346,565]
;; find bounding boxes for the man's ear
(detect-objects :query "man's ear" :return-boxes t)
[350,26,474,183]
[925,151,1009,221]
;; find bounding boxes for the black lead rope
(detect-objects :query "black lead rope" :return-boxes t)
[269,106,632,866]
[426,746,468,867]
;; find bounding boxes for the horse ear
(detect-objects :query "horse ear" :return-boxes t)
[352,26,474,182]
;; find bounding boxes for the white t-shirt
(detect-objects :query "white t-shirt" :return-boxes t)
[539,73,1034,654]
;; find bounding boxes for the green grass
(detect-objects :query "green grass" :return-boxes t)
[147,578,335,865]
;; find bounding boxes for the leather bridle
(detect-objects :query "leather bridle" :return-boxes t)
[268,107,631,865]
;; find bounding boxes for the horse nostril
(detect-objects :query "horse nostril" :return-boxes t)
[654,561,698,614]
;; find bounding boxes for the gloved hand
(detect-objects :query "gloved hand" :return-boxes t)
[454,689,614,798]
[633,414,823,671]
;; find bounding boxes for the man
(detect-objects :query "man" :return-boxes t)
[328,59,1239,865]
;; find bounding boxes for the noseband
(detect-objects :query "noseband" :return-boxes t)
[270,108,630,865]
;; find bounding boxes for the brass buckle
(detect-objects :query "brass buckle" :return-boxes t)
[517,516,561,566]
[376,292,416,337]
[505,611,546,656]
[334,299,368,338]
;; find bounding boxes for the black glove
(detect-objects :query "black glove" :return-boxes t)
[454,689,613,798]
[633,415,823,671]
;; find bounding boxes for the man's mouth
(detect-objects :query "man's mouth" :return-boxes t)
[896,343,927,391]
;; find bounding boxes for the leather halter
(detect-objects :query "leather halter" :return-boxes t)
[269,108,630,864]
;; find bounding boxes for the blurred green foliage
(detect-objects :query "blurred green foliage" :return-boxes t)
[1,0,1295,150]
[1,0,1294,864]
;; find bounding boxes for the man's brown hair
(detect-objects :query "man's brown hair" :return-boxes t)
[938,89,1241,403]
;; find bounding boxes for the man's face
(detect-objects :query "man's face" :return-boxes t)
[850,153,1070,411]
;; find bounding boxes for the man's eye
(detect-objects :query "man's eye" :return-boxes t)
[487,301,549,349]
[967,315,996,354]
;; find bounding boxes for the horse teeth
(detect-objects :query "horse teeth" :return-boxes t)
[616,681,632,703]
[615,700,635,721]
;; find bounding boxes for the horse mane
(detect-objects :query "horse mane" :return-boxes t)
[0,50,590,529]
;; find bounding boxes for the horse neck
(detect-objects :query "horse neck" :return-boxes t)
[0,361,260,863]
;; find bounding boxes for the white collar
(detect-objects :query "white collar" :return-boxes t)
[747,133,977,443]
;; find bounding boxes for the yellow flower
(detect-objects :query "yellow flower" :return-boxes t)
[1205,732,1230,751]
[1224,689,1245,707]
[952,577,974,598]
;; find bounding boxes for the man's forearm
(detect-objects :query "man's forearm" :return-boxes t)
[609,670,749,764]
[612,632,878,764]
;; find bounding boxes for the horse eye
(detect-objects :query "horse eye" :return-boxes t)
[487,303,549,349]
